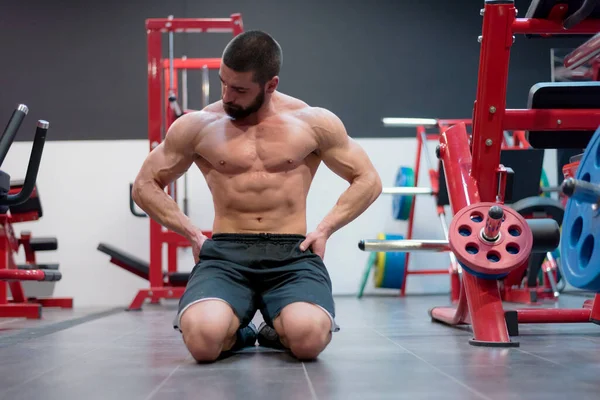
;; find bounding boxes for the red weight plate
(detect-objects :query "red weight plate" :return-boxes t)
[449,202,533,276]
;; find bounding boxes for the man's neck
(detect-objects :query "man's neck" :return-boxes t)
[235,94,278,126]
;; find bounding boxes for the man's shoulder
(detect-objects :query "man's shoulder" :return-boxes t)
[172,108,224,133]
[164,108,224,149]
[295,106,344,137]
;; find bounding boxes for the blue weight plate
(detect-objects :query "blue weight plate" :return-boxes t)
[561,125,600,291]
[392,167,414,221]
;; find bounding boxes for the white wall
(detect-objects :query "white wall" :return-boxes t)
[1,138,559,307]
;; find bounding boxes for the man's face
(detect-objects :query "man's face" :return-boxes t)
[219,65,265,120]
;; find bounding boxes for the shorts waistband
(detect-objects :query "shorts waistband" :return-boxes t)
[211,233,306,242]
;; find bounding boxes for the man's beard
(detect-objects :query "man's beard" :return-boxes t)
[223,90,265,120]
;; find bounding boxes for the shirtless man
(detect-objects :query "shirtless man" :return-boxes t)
[132,30,382,362]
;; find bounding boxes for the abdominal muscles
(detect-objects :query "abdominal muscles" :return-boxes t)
[208,167,312,234]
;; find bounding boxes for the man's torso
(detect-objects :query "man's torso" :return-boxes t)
[193,94,323,234]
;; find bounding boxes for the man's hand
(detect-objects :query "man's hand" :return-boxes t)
[190,230,210,264]
[300,230,330,259]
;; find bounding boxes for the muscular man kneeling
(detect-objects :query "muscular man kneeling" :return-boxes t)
[132,30,382,362]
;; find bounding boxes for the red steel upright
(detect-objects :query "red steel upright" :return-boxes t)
[130,15,243,310]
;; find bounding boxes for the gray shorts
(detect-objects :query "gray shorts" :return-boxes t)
[173,233,340,333]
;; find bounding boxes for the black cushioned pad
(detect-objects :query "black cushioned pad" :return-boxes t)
[97,243,190,286]
[525,82,600,149]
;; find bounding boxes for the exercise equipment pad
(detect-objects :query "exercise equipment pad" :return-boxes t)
[526,82,600,149]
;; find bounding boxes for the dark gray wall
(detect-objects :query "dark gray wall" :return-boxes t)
[0,0,586,141]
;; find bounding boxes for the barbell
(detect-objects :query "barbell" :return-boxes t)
[359,202,561,280]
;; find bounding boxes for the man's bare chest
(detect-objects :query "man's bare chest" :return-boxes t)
[198,125,319,173]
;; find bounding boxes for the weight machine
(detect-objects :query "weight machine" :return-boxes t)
[360,0,600,346]
[97,14,244,310]
[364,117,563,304]
[0,105,72,319]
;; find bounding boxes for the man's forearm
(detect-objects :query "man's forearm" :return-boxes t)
[317,171,382,236]
[132,180,199,241]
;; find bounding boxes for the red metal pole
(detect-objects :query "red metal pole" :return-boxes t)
[148,30,164,290]
[146,17,241,32]
[232,14,244,35]
[438,123,512,345]
[516,308,591,323]
[563,33,600,69]
[590,294,600,322]
[0,232,7,305]
[163,58,222,70]
[503,109,600,131]
[401,126,423,296]
[472,1,515,202]
[512,18,600,35]
[0,270,47,281]
[438,124,479,210]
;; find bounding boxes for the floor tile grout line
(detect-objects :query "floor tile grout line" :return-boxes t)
[580,336,600,344]
[145,362,186,400]
[370,327,494,400]
[515,349,562,366]
[302,362,319,400]
[0,325,146,397]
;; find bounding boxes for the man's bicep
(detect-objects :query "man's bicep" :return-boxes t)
[136,117,199,188]
[321,137,376,183]
[139,142,195,188]
[315,109,377,183]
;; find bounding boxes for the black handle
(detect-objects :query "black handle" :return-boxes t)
[42,270,62,282]
[527,218,560,253]
[2,121,48,206]
[0,104,28,167]
[504,167,515,203]
[168,95,183,119]
[129,183,148,217]
[563,0,600,29]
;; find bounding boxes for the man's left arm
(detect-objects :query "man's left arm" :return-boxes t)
[300,108,382,253]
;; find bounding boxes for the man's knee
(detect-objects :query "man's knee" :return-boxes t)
[179,300,239,362]
[276,302,332,360]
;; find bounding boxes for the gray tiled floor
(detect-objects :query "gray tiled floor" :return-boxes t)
[0,294,599,400]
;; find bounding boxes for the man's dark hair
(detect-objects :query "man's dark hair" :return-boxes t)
[222,30,282,86]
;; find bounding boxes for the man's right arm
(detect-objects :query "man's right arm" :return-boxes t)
[131,112,209,242]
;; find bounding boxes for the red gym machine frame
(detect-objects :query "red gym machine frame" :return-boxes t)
[402,121,555,304]
[429,2,600,346]
[0,215,65,318]
[128,15,244,310]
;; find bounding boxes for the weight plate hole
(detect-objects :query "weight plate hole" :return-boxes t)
[508,225,521,237]
[459,225,472,237]
[506,243,520,255]
[487,251,501,263]
[580,235,594,269]
[466,243,479,254]
[470,212,483,223]
[570,217,583,248]
[582,172,591,182]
